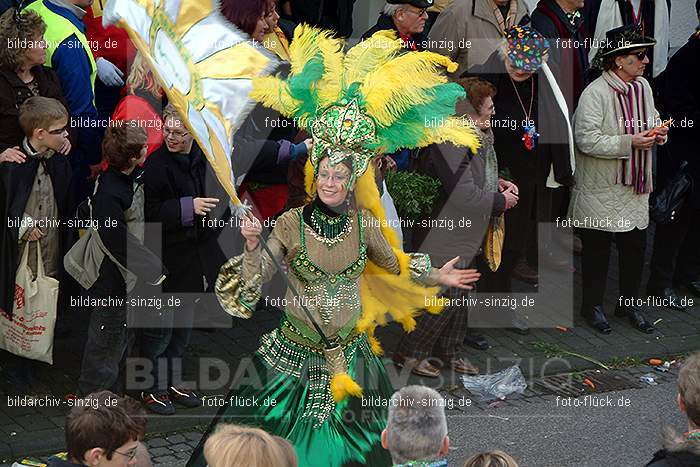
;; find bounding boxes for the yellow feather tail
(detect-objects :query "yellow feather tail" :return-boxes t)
[354,166,445,342]
[250,75,299,118]
[419,117,481,153]
[330,372,363,402]
[343,30,403,89]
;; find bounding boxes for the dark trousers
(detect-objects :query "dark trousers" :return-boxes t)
[137,297,195,393]
[526,187,570,267]
[648,206,700,291]
[580,228,647,307]
[396,259,470,360]
[478,249,519,293]
[79,304,130,395]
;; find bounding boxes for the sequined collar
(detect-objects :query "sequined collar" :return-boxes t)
[393,458,448,467]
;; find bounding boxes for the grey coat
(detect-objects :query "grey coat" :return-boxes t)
[412,140,506,267]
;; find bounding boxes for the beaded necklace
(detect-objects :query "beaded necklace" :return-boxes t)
[309,204,351,247]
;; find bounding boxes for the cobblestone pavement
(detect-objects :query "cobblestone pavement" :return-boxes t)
[1,227,699,463]
[1,364,681,466]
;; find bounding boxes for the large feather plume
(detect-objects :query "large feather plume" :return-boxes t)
[249,26,480,355]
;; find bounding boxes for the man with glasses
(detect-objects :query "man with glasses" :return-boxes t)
[47,391,145,467]
[361,0,433,51]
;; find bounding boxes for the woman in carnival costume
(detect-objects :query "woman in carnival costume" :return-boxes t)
[187,25,480,467]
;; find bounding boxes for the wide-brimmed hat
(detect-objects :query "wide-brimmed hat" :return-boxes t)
[504,25,550,72]
[591,24,656,69]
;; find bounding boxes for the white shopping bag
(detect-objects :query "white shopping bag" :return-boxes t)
[0,242,59,364]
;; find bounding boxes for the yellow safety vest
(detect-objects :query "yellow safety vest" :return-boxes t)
[27,0,97,104]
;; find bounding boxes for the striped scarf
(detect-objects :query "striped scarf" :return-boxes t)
[602,70,654,194]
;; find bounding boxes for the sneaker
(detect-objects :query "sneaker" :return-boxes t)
[141,391,175,415]
[168,386,202,408]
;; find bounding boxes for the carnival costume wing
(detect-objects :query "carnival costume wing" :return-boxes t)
[251,26,480,356]
[102,0,276,212]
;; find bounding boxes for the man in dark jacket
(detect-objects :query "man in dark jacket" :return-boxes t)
[646,4,700,306]
[531,0,590,109]
[361,1,433,169]
[138,104,229,414]
[646,352,700,466]
[361,0,432,51]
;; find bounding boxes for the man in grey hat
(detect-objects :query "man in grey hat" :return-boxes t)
[361,0,434,50]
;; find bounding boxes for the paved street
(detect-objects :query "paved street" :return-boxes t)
[1,364,683,467]
[1,226,699,465]
[443,376,686,467]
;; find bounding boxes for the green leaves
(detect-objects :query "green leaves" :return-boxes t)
[385,170,442,222]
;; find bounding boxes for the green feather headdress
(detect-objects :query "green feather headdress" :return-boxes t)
[251,25,479,182]
[249,25,482,403]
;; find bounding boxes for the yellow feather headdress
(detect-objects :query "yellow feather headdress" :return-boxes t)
[251,25,479,400]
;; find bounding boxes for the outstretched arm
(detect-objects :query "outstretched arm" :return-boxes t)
[363,210,479,289]
[215,211,291,318]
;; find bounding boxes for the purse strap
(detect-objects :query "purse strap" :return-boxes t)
[86,179,136,286]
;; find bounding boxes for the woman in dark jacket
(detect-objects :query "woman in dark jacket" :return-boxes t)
[220,0,309,220]
[396,78,518,377]
[0,7,72,393]
[137,105,229,414]
[0,8,69,161]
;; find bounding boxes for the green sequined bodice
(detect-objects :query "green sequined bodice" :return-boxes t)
[290,209,367,327]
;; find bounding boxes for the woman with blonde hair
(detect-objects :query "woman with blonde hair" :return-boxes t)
[203,424,297,467]
[111,53,164,159]
[463,450,519,467]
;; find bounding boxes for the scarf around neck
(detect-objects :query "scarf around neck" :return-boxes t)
[602,70,654,194]
[478,128,499,194]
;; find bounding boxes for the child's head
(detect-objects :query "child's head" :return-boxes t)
[18,96,69,151]
[463,450,519,467]
[102,121,148,172]
[678,352,700,429]
[64,391,141,466]
[162,103,194,154]
[204,424,297,467]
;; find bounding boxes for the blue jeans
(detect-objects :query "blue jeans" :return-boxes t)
[136,297,194,393]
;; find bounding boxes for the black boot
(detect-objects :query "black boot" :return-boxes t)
[581,305,611,334]
[615,304,654,334]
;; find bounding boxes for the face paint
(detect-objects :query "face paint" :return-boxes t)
[316,158,353,207]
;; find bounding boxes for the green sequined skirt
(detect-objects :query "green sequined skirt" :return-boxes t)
[187,325,394,467]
